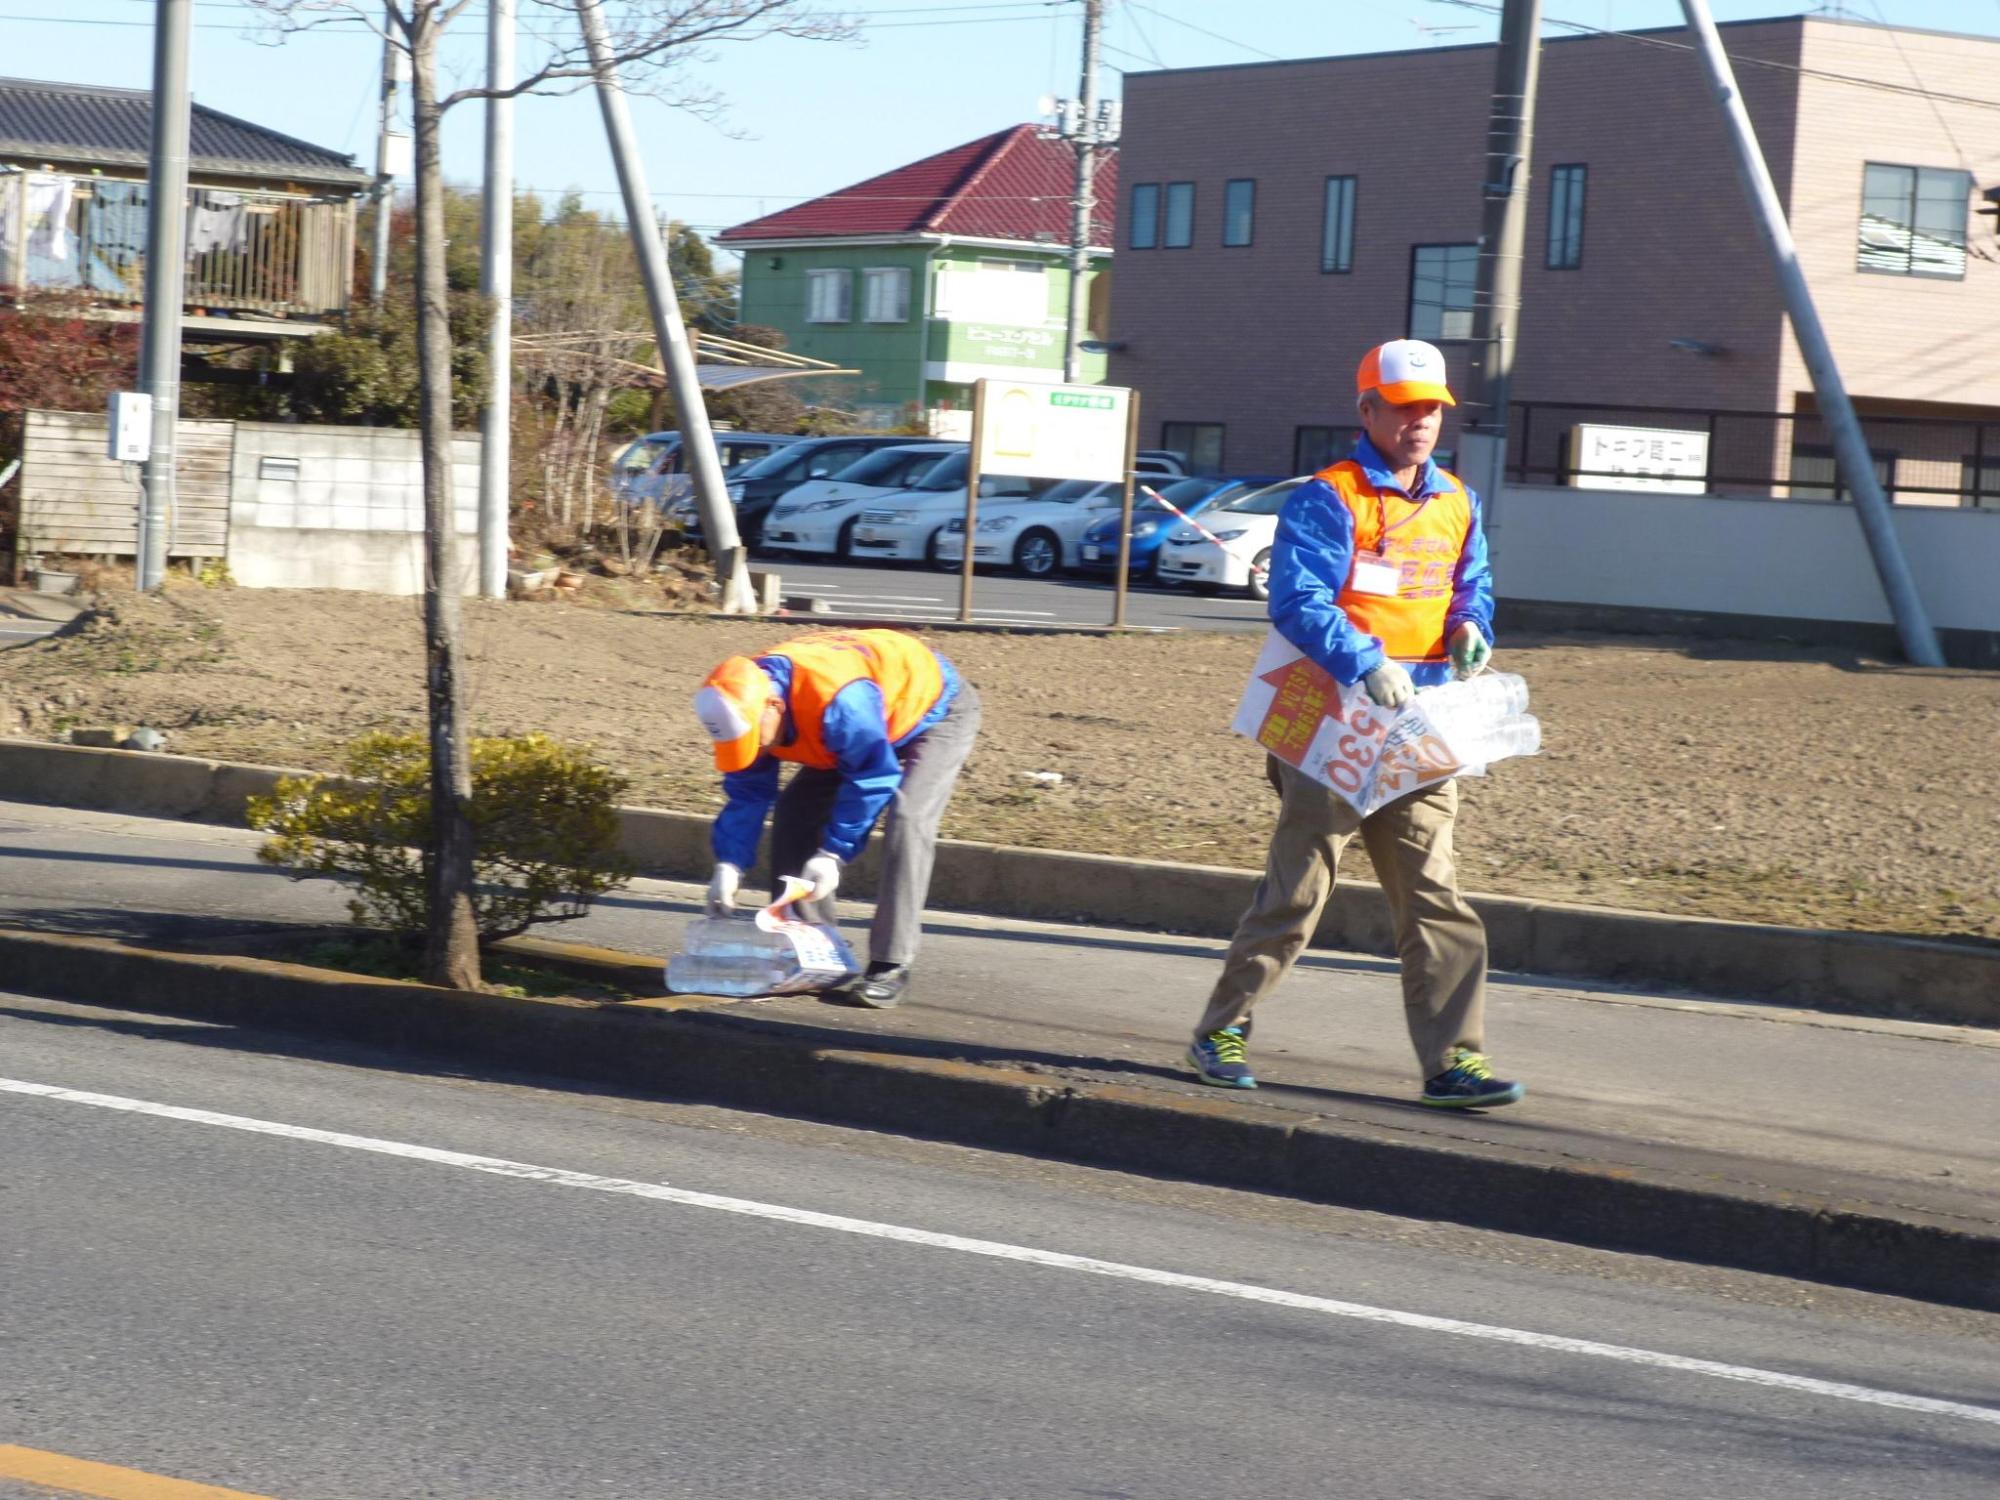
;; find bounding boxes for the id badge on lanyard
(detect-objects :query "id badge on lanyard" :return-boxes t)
[1351,490,1416,597]
[1349,551,1400,596]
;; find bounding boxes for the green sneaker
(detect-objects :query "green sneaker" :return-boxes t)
[1188,1026,1257,1089]
[1421,1047,1524,1109]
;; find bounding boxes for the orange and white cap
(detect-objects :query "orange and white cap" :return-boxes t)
[1356,339,1456,407]
[694,655,777,772]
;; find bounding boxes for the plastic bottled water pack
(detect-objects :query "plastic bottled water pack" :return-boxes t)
[667,876,858,998]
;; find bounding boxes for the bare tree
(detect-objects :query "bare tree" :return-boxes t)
[245,0,848,988]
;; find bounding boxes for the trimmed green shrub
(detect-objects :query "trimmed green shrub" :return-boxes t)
[249,731,634,944]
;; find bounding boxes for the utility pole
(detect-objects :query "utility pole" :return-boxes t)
[477,0,514,599]
[1056,0,1115,382]
[1459,0,1542,506]
[1677,0,1942,667]
[577,0,756,613]
[370,6,406,303]
[137,0,193,593]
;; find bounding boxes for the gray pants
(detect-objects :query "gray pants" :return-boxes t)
[1194,756,1488,1079]
[770,682,982,967]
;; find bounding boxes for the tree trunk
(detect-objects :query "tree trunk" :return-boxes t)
[409,16,482,990]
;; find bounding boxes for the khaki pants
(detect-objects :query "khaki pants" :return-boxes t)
[1194,756,1487,1079]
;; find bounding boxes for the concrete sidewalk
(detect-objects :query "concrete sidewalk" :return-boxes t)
[2,797,1997,1307]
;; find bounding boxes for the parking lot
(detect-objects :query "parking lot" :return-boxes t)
[763,555,1272,632]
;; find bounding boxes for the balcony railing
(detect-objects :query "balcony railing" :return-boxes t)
[1,170,356,319]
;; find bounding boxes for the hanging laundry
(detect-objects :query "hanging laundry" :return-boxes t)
[187,191,248,255]
[26,175,73,263]
[0,171,19,273]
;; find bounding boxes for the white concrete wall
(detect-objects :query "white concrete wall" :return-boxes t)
[1490,485,2000,634]
[226,423,480,595]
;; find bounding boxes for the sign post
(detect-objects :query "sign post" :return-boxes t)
[1110,390,1141,629]
[963,377,1131,625]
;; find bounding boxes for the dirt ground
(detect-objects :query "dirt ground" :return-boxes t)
[4,583,1997,943]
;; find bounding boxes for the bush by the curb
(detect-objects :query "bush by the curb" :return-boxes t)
[248,731,634,944]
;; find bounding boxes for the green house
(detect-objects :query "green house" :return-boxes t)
[717,125,1116,433]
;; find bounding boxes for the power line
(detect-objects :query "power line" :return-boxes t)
[1127,1,1279,60]
[1115,0,1168,68]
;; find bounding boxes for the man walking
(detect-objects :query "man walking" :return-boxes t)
[1187,339,1521,1108]
[693,628,980,1008]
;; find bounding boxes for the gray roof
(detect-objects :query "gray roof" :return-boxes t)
[0,76,370,190]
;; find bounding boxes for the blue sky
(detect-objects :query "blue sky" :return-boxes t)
[2,0,1994,262]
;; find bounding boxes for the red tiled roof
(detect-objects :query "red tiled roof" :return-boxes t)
[718,126,1117,249]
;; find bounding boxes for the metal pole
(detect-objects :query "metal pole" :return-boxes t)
[1461,0,1542,434]
[577,0,755,613]
[370,6,402,304]
[958,383,986,623]
[1110,389,1139,628]
[1677,0,1943,667]
[137,0,193,593]
[1062,0,1104,383]
[477,0,514,600]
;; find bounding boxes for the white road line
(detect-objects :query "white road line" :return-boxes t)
[820,605,955,620]
[6,1075,1997,1431]
[827,593,950,604]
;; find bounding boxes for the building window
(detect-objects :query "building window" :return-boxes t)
[1320,175,1356,274]
[1222,178,1255,247]
[806,268,851,323]
[862,266,910,323]
[1408,243,1478,341]
[1962,456,2000,509]
[1129,183,1160,249]
[1789,442,1898,503]
[1858,163,1970,279]
[1294,426,1342,474]
[1161,421,1224,476]
[1547,163,1586,270]
[1163,182,1195,249]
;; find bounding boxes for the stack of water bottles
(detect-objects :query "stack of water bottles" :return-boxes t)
[667,875,859,998]
[1413,672,1543,768]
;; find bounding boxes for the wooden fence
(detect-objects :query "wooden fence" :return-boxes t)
[18,409,232,560]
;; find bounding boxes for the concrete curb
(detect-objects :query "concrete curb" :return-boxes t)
[2,736,1995,1028]
[3,925,1994,1314]
[0,589,89,624]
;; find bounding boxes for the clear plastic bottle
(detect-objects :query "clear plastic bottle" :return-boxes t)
[1430,672,1530,718]
[1457,716,1542,763]
[666,918,802,997]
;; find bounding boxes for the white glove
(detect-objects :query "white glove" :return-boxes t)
[706,862,742,915]
[800,851,842,902]
[1450,621,1492,680]
[1363,660,1415,709]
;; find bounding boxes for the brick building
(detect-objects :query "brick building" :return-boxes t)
[1106,16,2000,497]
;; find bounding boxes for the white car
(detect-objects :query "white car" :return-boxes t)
[848,454,1043,565]
[934,480,1122,577]
[1153,477,1310,600]
[761,443,962,559]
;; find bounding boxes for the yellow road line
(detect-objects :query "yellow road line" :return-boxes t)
[0,1446,275,1500]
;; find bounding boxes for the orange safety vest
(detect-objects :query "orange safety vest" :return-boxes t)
[764,629,947,771]
[1315,460,1474,665]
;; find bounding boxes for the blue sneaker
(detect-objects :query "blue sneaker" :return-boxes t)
[1188,1026,1257,1089]
[1421,1047,1524,1109]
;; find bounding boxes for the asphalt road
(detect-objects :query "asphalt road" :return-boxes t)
[759,554,1270,632]
[5,985,1999,1500]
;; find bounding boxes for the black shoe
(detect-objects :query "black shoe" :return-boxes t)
[837,962,910,1009]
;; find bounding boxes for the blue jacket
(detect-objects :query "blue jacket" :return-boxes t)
[711,654,961,869]
[1267,435,1494,687]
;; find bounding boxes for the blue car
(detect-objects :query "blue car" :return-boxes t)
[1075,475,1283,580]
